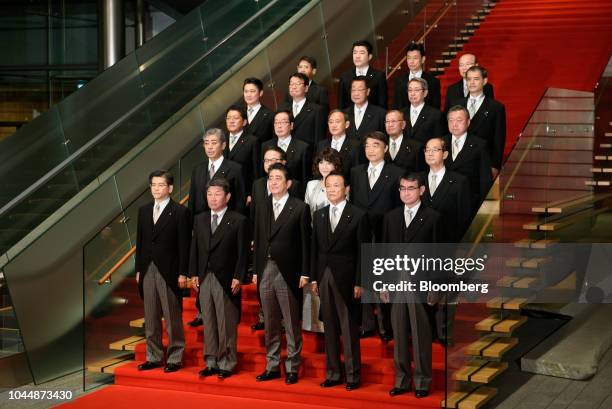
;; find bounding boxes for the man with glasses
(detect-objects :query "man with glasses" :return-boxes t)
[401,78,443,144]
[393,42,440,110]
[283,56,329,117]
[384,110,424,172]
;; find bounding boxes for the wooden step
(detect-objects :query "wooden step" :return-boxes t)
[605,132,612,137]
[443,386,497,409]
[594,155,612,160]
[505,257,547,269]
[496,276,539,289]
[88,353,133,373]
[486,297,529,310]
[460,29,475,34]
[130,318,145,328]
[539,206,609,231]
[109,336,145,351]
[453,361,508,383]
[531,192,592,213]
[513,238,559,249]
[586,180,611,186]
[442,51,458,57]
[436,59,452,65]
[600,143,612,148]
[449,43,464,49]
[466,21,481,27]
[475,315,527,334]
[591,168,612,173]
[466,336,518,359]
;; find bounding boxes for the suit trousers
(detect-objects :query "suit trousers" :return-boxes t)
[200,272,239,372]
[390,297,432,390]
[259,260,302,373]
[143,262,185,364]
[319,268,361,383]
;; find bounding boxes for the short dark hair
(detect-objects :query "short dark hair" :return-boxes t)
[406,42,426,56]
[243,77,264,91]
[298,55,317,69]
[149,169,174,186]
[466,65,488,79]
[274,109,294,124]
[426,137,447,152]
[263,145,287,161]
[363,130,388,146]
[328,109,349,122]
[267,162,291,181]
[400,171,425,188]
[352,40,373,55]
[206,177,231,194]
[226,104,247,120]
[351,76,369,89]
[447,105,470,119]
[324,171,347,187]
[312,147,343,179]
[289,72,310,86]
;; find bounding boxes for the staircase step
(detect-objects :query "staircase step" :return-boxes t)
[109,336,146,351]
[442,51,458,57]
[88,353,134,373]
[591,167,612,172]
[475,315,527,334]
[505,257,548,269]
[460,29,476,34]
[443,386,497,409]
[453,361,508,383]
[465,336,518,359]
[496,276,539,289]
[594,155,612,160]
[486,297,530,310]
[130,318,145,328]
[513,239,559,249]
[585,180,611,186]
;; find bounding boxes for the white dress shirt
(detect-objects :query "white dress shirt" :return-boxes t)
[247,103,261,123]
[329,199,347,226]
[292,98,306,117]
[409,70,423,80]
[451,133,468,159]
[467,93,485,118]
[277,135,292,152]
[153,197,171,221]
[389,134,403,160]
[331,134,346,152]
[211,206,228,225]
[404,201,421,227]
[208,156,225,176]
[367,161,385,187]
[272,192,290,217]
[410,102,425,126]
[229,130,243,151]
[428,167,446,195]
[354,102,368,129]
[355,65,369,77]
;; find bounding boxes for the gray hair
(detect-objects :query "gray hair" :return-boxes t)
[408,76,428,91]
[202,128,226,143]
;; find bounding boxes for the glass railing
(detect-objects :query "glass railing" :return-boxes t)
[0,0,304,257]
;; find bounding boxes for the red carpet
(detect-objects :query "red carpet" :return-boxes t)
[439,0,612,157]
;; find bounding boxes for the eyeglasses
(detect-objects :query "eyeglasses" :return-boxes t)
[151,183,168,188]
[289,82,305,87]
[398,186,419,192]
[263,158,282,164]
[408,88,424,93]
[274,120,290,125]
[384,119,404,124]
[424,148,444,153]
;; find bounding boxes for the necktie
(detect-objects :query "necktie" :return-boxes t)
[273,202,282,220]
[453,139,461,160]
[430,174,438,195]
[153,203,161,224]
[390,141,397,160]
[405,209,413,228]
[211,213,219,234]
[463,82,469,97]
[278,140,287,152]
[330,206,339,232]
[247,107,254,123]
[468,98,477,118]
[209,163,215,179]
[293,102,299,117]
[411,108,418,126]
[368,167,377,189]
[355,108,363,129]
[230,134,238,151]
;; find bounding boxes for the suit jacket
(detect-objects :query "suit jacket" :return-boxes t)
[249,176,302,224]
[349,162,403,241]
[338,66,388,110]
[284,81,329,116]
[344,103,386,141]
[261,137,312,184]
[188,158,246,216]
[393,71,441,110]
[253,196,311,301]
[460,96,506,169]
[189,210,248,304]
[444,79,495,113]
[384,136,424,172]
[135,200,191,299]
[444,134,492,210]
[311,203,371,322]
[224,131,261,195]
[245,104,274,144]
[279,100,325,148]
[422,170,471,243]
[316,137,365,182]
[401,104,443,143]
[382,204,440,243]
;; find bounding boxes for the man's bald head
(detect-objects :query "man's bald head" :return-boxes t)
[458,53,477,78]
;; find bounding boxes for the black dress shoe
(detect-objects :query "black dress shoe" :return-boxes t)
[379,333,393,343]
[415,389,429,398]
[320,379,342,388]
[164,363,182,373]
[251,322,265,331]
[188,317,203,327]
[359,329,376,338]
[198,367,219,377]
[389,387,410,396]
[137,361,163,371]
[346,382,360,391]
[285,372,298,384]
[218,370,232,379]
[256,370,280,381]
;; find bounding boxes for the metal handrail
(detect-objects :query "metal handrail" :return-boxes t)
[0,0,278,220]
[386,1,454,80]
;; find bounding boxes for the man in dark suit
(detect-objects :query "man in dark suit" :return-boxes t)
[135,170,191,373]
[279,72,325,149]
[284,56,329,116]
[382,172,439,398]
[400,77,443,144]
[384,110,424,172]
[253,163,311,385]
[224,105,261,197]
[461,66,506,177]
[261,110,312,185]
[188,128,246,217]
[443,53,495,114]
[344,76,386,141]
[393,42,440,110]
[311,172,370,391]
[317,110,364,181]
[243,77,274,144]
[189,178,248,379]
[349,131,403,341]
[338,40,387,110]
[445,105,493,212]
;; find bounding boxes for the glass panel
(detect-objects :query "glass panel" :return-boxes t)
[0,268,24,357]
